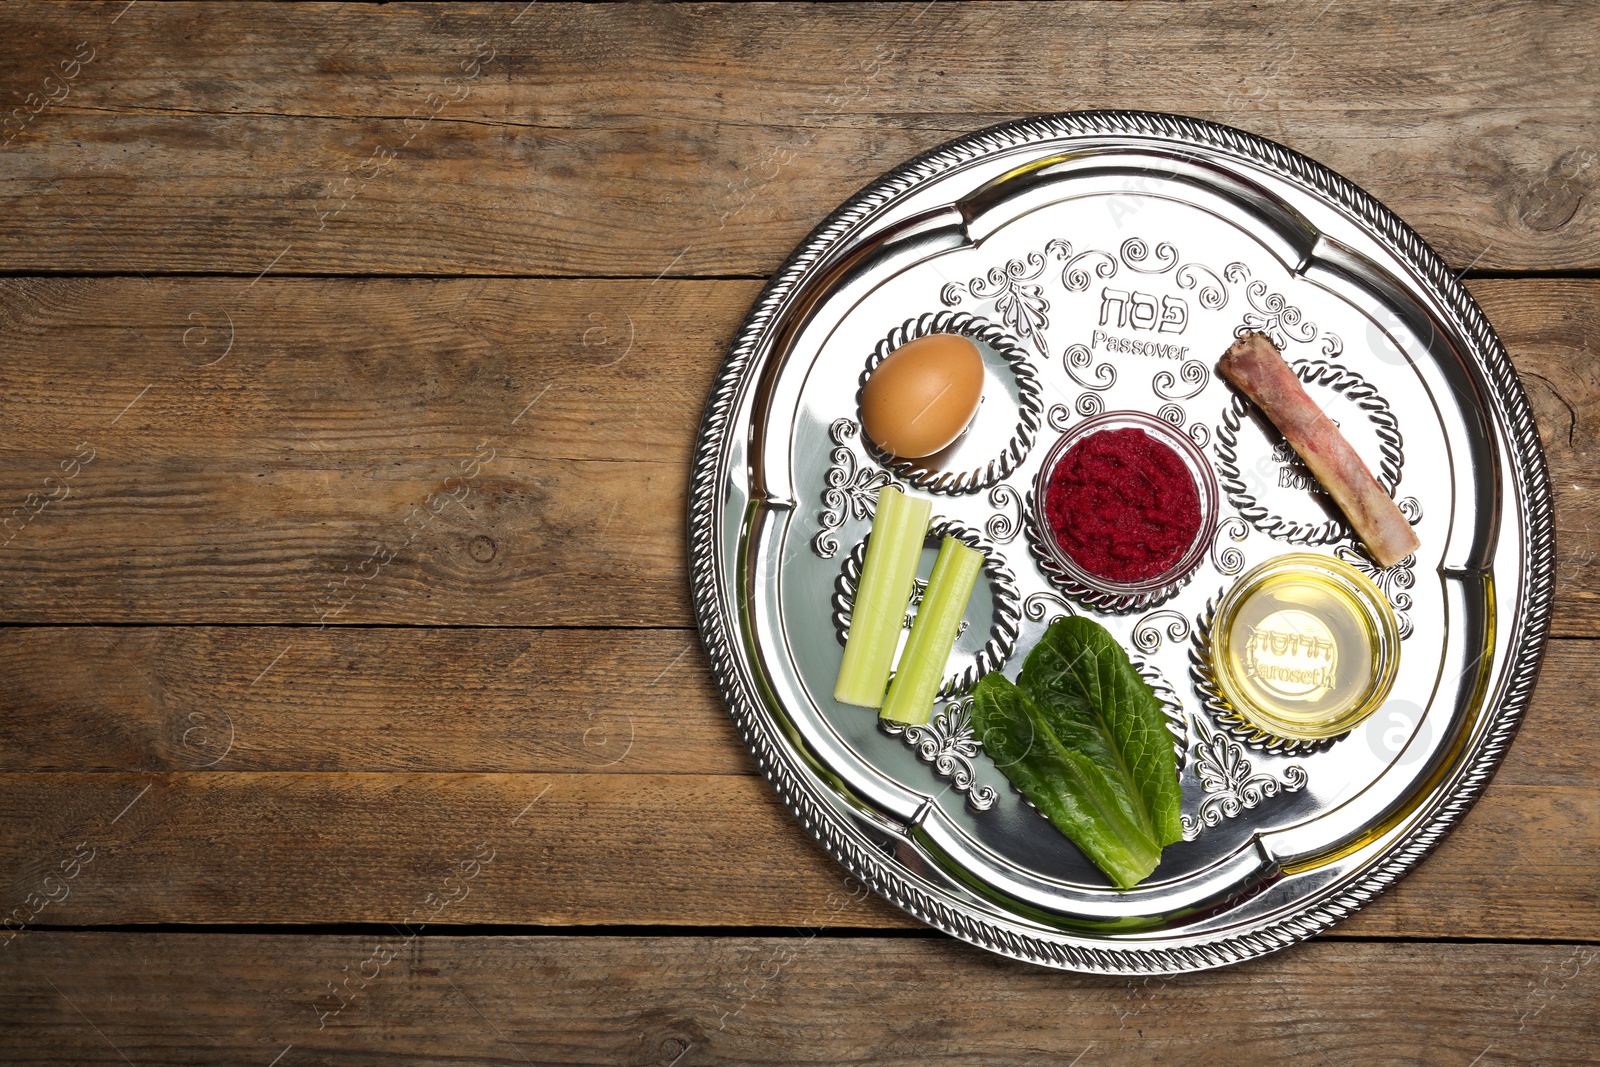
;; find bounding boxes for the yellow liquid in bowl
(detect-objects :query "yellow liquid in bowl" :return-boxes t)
[1212,553,1400,740]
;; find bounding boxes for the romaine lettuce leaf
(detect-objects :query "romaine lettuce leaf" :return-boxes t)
[971,672,1163,888]
[972,617,1183,889]
[1020,616,1184,848]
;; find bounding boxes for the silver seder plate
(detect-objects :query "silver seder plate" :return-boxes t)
[687,112,1554,973]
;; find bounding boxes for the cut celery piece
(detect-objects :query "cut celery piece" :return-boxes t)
[833,486,932,708]
[880,535,984,725]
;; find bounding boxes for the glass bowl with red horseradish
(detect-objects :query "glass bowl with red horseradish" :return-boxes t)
[1028,410,1220,612]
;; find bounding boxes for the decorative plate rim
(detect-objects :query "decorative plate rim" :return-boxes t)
[687,110,1554,975]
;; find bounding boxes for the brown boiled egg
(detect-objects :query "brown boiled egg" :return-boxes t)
[860,333,985,459]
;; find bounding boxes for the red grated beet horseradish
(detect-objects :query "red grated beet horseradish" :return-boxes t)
[1043,427,1202,584]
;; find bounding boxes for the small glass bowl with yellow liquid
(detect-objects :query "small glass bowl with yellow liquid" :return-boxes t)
[1210,552,1402,742]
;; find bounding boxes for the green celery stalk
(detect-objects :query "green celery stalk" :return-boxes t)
[880,535,984,725]
[833,486,932,708]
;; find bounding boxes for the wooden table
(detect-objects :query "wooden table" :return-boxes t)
[0,2,1596,1062]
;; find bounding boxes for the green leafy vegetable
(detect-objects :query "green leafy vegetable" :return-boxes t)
[834,486,931,708]
[972,616,1183,889]
[971,673,1163,887]
[1020,617,1184,848]
[880,535,984,725]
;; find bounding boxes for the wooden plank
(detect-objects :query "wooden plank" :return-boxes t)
[0,454,691,626]
[0,275,742,464]
[1,2,1597,275]
[0,625,1589,788]
[0,771,912,930]
[0,275,743,627]
[0,624,1588,935]
[0,770,1592,937]
[0,277,1597,630]
[0,626,737,774]
[1496,640,1600,789]
[1470,278,1600,636]
[2,934,1597,1064]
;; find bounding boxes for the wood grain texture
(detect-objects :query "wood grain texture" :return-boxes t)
[0,768,1592,937]
[0,277,1596,631]
[0,626,1589,788]
[0,771,911,930]
[3,934,1598,1065]
[0,0,1593,1055]
[0,626,733,774]
[1473,279,1600,635]
[0,627,1590,937]
[1,2,1597,275]
[0,275,744,627]
[0,275,740,463]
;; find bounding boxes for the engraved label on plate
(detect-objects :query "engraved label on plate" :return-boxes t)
[1090,330,1190,361]
[1158,295,1188,333]
[1099,287,1129,326]
[1243,609,1337,702]
[1270,441,1327,495]
[1129,291,1159,330]
[1097,287,1191,336]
